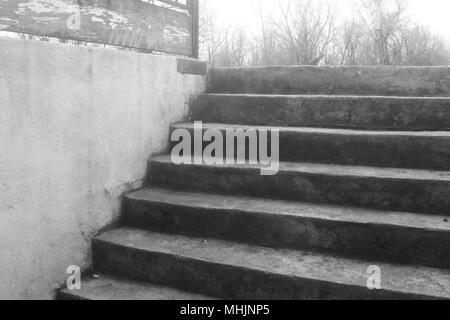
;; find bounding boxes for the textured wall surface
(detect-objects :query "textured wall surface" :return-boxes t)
[0,37,205,299]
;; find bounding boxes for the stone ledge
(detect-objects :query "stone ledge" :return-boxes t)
[177,57,207,75]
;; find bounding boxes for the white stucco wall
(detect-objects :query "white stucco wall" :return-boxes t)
[0,37,205,300]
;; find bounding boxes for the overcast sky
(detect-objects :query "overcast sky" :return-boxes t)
[205,0,450,40]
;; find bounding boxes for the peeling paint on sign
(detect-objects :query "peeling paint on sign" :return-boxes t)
[0,0,193,55]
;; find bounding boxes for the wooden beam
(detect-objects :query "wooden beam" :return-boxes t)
[190,0,199,59]
[156,0,190,11]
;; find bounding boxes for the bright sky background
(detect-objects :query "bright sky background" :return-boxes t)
[205,0,450,40]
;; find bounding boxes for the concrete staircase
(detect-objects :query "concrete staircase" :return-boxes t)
[60,66,450,300]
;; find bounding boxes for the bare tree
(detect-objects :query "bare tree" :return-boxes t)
[198,0,450,67]
[400,25,450,66]
[274,0,337,65]
[214,28,249,67]
[353,0,408,65]
[338,19,366,65]
[252,1,283,66]
[199,0,228,67]
[338,0,450,66]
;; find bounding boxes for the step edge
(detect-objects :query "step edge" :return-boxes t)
[170,122,450,137]
[198,93,450,101]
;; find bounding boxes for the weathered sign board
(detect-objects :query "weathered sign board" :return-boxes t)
[0,0,195,56]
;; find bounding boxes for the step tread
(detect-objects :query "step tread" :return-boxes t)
[95,228,450,299]
[126,188,450,232]
[151,155,450,181]
[59,274,214,300]
[172,122,450,137]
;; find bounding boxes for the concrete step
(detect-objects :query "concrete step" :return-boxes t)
[192,94,450,131]
[208,66,450,96]
[148,156,450,215]
[58,274,214,300]
[93,228,450,300]
[124,188,450,269]
[171,123,450,170]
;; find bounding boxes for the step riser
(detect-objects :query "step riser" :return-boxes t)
[58,274,215,300]
[208,67,450,96]
[148,160,450,216]
[58,292,88,300]
[93,240,432,300]
[124,197,450,269]
[192,95,450,131]
[170,125,450,170]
